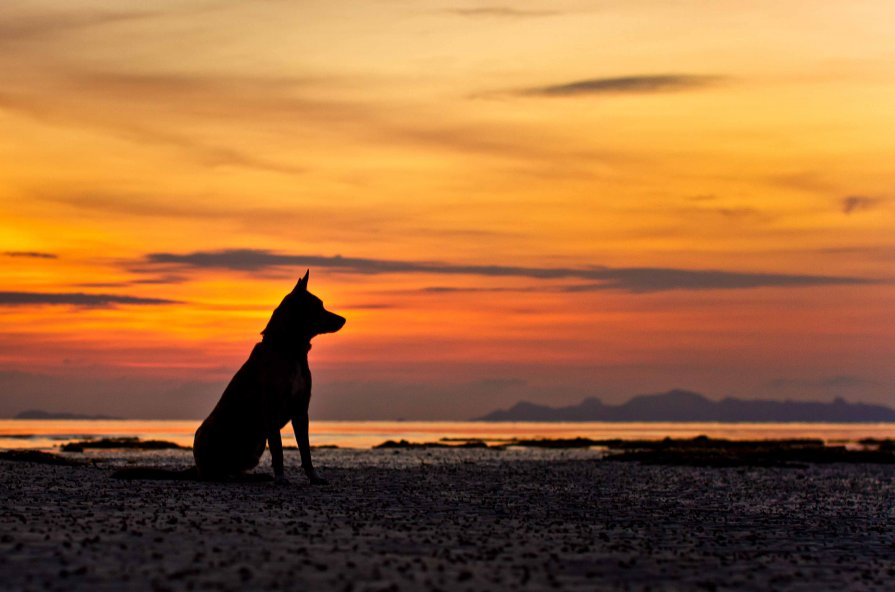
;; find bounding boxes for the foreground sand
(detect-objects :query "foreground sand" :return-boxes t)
[2,447,894,591]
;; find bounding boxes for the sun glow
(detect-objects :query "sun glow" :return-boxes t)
[1,1,893,419]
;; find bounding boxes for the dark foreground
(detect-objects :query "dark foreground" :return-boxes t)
[2,448,894,591]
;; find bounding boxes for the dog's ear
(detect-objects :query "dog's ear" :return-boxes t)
[293,269,310,293]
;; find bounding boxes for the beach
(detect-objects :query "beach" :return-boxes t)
[2,447,895,591]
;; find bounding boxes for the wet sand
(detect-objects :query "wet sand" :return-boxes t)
[2,447,894,591]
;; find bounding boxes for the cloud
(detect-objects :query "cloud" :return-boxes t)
[2,5,616,176]
[345,303,394,310]
[0,65,598,172]
[0,89,307,176]
[533,267,868,293]
[73,274,187,289]
[389,125,612,166]
[0,58,355,174]
[0,291,178,307]
[523,74,725,97]
[4,251,57,259]
[421,286,523,294]
[841,195,881,214]
[446,7,561,18]
[819,245,895,262]
[139,249,875,293]
[713,207,763,220]
[675,203,771,224]
[0,9,158,45]
[46,192,254,220]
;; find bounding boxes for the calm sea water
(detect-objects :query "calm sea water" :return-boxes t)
[2,420,895,451]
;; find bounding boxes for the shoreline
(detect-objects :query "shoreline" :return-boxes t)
[4,434,895,469]
[4,419,895,451]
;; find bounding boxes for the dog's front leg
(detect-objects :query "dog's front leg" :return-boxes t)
[292,413,327,485]
[268,430,287,484]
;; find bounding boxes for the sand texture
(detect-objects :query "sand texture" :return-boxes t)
[2,448,895,591]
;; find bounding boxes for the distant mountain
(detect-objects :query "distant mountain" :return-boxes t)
[14,409,122,420]
[475,390,895,423]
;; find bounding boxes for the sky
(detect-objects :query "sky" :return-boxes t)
[1,0,893,419]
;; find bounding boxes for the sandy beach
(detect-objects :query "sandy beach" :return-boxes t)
[2,447,895,591]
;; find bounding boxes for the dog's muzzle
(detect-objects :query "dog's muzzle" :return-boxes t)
[322,312,346,334]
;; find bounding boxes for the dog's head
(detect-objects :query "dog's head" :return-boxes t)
[261,271,346,344]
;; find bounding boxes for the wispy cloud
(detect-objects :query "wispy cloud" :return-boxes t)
[0,70,313,175]
[138,249,874,293]
[0,65,600,172]
[1,3,615,175]
[841,195,882,214]
[0,291,178,307]
[4,251,58,259]
[819,245,895,262]
[713,207,763,220]
[46,192,266,220]
[675,201,770,224]
[421,286,523,294]
[522,74,725,97]
[446,7,561,18]
[0,9,158,45]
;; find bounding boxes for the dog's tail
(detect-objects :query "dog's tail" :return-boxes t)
[111,466,199,480]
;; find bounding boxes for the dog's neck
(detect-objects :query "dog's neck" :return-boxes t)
[261,334,312,356]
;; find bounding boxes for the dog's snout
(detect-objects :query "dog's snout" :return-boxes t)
[323,311,346,333]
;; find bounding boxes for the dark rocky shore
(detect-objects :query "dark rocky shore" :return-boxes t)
[2,448,894,591]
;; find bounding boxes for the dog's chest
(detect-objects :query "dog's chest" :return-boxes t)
[272,361,309,425]
[290,362,308,397]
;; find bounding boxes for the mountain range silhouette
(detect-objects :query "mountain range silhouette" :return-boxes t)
[474,389,895,422]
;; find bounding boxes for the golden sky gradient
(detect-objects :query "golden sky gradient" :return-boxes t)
[1,1,893,418]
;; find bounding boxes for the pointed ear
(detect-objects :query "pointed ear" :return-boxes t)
[293,269,310,293]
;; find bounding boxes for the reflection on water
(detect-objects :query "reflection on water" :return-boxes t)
[2,419,895,451]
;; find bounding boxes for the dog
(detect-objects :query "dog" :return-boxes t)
[192,270,345,484]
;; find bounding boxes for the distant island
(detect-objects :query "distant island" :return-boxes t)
[14,409,122,420]
[475,390,895,423]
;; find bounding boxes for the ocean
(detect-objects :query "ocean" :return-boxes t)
[2,419,895,451]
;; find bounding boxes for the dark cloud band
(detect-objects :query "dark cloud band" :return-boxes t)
[0,291,178,307]
[524,74,724,97]
[142,249,874,293]
[4,251,58,259]
[841,195,881,214]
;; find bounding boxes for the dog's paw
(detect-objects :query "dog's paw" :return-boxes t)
[274,475,289,486]
[306,469,328,485]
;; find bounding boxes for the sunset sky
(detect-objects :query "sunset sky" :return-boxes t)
[1,0,893,419]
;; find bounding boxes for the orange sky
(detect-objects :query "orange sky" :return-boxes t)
[1,1,893,419]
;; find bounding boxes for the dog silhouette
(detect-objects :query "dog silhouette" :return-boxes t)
[193,271,345,483]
